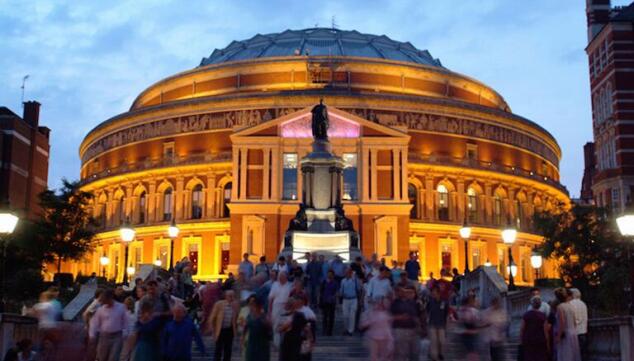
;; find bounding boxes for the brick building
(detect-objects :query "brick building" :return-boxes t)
[586,0,634,210]
[0,101,50,220]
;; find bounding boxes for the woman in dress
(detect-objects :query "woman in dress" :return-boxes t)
[133,302,164,361]
[359,298,393,361]
[555,288,581,361]
[521,296,550,361]
[244,297,271,361]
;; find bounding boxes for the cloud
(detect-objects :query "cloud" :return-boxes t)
[0,0,592,196]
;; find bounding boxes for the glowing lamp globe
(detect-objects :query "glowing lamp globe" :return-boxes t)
[484,259,492,267]
[507,262,518,277]
[617,214,634,236]
[530,252,543,269]
[501,227,517,244]
[154,259,162,267]
[99,256,110,266]
[127,266,136,276]
[0,212,18,234]
[120,221,135,243]
[459,225,471,240]
[168,219,179,238]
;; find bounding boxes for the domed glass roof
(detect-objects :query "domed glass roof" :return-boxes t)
[199,28,443,67]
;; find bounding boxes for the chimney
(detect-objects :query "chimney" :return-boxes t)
[587,0,612,42]
[22,100,41,128]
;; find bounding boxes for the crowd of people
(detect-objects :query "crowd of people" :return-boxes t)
[3,251,590,361]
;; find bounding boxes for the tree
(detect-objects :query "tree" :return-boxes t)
[533,204,629,313]
[37,179,98,274]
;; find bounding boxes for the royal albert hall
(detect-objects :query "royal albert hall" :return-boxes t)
[72,28,569,283]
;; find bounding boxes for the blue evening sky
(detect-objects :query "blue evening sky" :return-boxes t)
[1,1,628,197]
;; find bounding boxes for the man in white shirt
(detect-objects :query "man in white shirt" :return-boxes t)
[268,271,292,348]
[238,253,254,280]
[89,289,130,361]
[366,266,393,304]
[526,287,550,316]
[570,288,588,357]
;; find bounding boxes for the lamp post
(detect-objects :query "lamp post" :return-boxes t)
[167,218,179,272]
[616,211,634,314]
[119,218,135,286]
[459,218,471,274]
[99,255,110,279]
[153,258,162,268]
[502,221,518,291]
[0,203,19,313]
[530,249,543,283]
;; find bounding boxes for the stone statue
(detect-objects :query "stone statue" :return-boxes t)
[311,99,329,140]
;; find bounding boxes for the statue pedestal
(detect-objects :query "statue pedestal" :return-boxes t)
[281,231,361,263]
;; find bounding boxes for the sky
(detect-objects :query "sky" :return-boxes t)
[1,0,629,197]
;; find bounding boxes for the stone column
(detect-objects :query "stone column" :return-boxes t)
[425,176,434,220]
[392,149,400,201]
[176,177,184,221]
[400,148,408,202]
[263,148,271,200]
[231,148,240,201]
[206,173,216,219]
[484,182,493,225]
[508,187,516,223]
[270,149,280,200]
[362,147,370,202]
[370,149,378,200]
[125,184,133,221]
[148,181,156,223]
[239,149,247,200]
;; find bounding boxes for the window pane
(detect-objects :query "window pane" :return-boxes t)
[192,185,203,219]
[164,189,173,221]
[343,153,358,201]
[282,153,298,200]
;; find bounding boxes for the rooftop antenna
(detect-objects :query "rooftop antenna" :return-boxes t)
[331,16,338,29]
[21,75,29,108]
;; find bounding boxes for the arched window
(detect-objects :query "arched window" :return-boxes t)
[118,196,126,225]
[163,188,173,221]
[222,182,232,218]
[191,184,203,219]
[494,194,503,225]
[467,187,478,223]
[139,192,146,224]
[408,184,419,219]
[437,184,449,221]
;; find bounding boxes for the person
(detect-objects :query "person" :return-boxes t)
[142,280,172,318]
[427,285,449,361]
[331,256,346,284]
[162,303,206,361]
[114,285,127,303]
[391,260,403,284]
[255,256,270,277]
[320,254,330,281]
[305,254,322,308]
[436,269,454,302]
[483,297,508,361]
[272,256,289,274]
[390,286,420,361]
[527,287,550,316]
[209,290,238,361]
[15,339,36,361]
[350,256,366,280]
[244,298,271,361]
[546,299,559,360]
[200,280,222,331]
[366,266,393,304]
[457,295,480,361]
[89,289,130,361]
[132,302,163,361]
[33,291,58,336]
[555,288,581,361]
[289,279,308,306]
[278,296,310,361]
[46,287,63,322]
[320,270,338,336]
[360,299,393,361]
[180,266,195,299]
[570,288,588,358]
[404,252,421,286]
[521,296,550,361]
[426,272,436,289]
[451,268,462,298]
[268,271,292,348]
[239,253,255,280]
[340,268,360,336]
[120,296,137,361]
[289,260,304,281]
[397,272,413,290]
[133,286,147,316]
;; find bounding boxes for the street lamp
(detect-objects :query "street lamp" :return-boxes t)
[99,255,110,278]
[153,258,162,267]
[459,218,471,274]
[616,210,634,314]
[120,218,135,286]
[530,250,543,282]
[507,260,518,278]
[0,202,18,313]
[502,221,517,291]
[167,218,179,272]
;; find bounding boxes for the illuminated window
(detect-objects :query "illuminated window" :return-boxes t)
[466,144,478,161]
[467,187,477,223]
[158,245,169,270]
[342,153,358,200]
[163,188,173,221]
[408,184,419,219]
[437,184,449,221]
[498,248,506,279]
[494,195,503,226]
[191,184,203,219]
[139,192,146,224]
[472,246,481,268]
[222,182,232,218]
[282,153,298,200]
[118,196,126,224]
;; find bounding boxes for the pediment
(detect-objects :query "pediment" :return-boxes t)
[231,106,409,140]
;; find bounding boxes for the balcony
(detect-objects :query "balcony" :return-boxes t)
[81,151,232,185]
[408,154,568,195]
